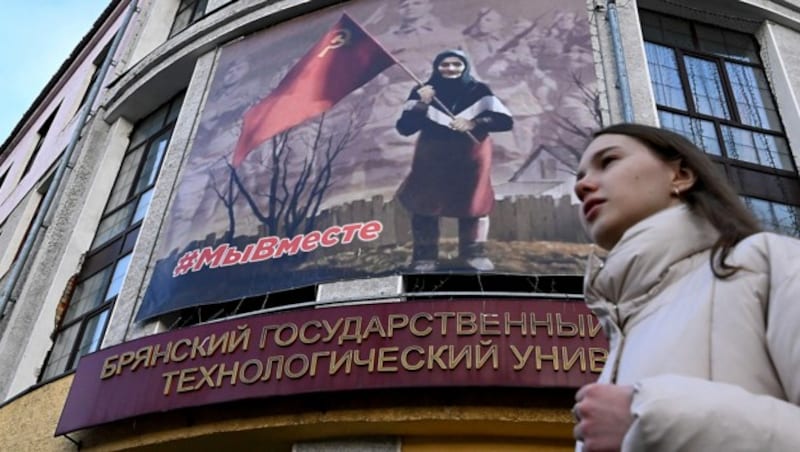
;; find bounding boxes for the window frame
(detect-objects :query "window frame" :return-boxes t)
[640,9,800,226]
[21,106,59,179]
[168,0,208,37]
[39,94,184,380]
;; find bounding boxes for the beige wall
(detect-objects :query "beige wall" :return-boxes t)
[77,404,574,451]
[0,380,573,452]
[0,375,74,452]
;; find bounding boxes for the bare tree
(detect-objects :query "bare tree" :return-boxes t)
[547,73,601,171]
[230,111,361,240]
[508,73,600,180]
[207,158,241,242]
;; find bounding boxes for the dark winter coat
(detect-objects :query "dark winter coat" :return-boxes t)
[395,50,512,217]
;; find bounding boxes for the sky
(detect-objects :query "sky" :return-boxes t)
[0,0,111,143]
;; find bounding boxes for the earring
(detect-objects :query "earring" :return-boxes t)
[672,187,680,197]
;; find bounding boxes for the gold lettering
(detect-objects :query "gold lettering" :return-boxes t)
[195,364,219,390]
[284,354,310,379]
[162,370,180,395]
[427,345,448,370]
[475,341,498,369]
[177,368,198,393]
[562,346,586,372]
[239,359,263,384]
[457,312,477,335]
[386,314,409,338]
[101,355,118,380]
[274,323,299,347]
[589,347,607,373]
[535,345,560,371]
[510,344,533,371]
[362,315,388,340]
[377,346,399,372]
[449,345,472,369]
[409,312,433,337]
[530,313,554,336]
[479,313,501,336]
[504,312,527,335]
[329,350,353,375]
[432,312,455,335]
[401,345,425,371]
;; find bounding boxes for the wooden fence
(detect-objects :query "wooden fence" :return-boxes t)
[176,194,588,261]
[313,194,587,245]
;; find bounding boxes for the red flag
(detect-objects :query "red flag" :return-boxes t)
[232,13,396,166]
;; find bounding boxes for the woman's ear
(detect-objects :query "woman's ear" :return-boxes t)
[672,161,697,193]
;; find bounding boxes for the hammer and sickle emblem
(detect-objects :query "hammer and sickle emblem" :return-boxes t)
[317,28,351,58]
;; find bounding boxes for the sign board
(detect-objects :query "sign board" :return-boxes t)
[58,299,607,434]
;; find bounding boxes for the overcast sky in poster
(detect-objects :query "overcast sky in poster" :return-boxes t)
[0,0,110,143]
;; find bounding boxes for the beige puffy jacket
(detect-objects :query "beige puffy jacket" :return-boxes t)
[581,204,800,451]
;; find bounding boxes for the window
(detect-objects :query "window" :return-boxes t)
[641,10,800,232]
[742,196,800,237]
[39,94,184,380]
[169,0,208,37]
[11,198,44,265]
[0,168,8,190]
[76,39,113,112]
[9,174,56,264]
[21,107,58,179]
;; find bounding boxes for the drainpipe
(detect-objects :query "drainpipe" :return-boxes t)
[607,0,635,122]
[0,0,139,319]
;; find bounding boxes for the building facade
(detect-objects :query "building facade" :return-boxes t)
[0,0,798,450]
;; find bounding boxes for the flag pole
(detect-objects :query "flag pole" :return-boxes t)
[390,60,480,144]
[348,13,480,144]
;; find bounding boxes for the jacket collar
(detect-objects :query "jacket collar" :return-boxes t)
[584,204,719,324]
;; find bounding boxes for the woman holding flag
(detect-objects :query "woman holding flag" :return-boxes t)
[395,49,513,272]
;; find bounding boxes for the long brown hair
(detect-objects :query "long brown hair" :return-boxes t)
[592,123,761,277]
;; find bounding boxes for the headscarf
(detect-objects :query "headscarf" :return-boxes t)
[425,49,475,107]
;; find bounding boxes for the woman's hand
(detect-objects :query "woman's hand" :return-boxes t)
[417,85,435,104]
[449,117,475,132]
[573,383,635,452]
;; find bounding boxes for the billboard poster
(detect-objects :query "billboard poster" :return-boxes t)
[138,0,601,320]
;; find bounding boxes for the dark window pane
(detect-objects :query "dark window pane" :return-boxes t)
[659,110,721,155]
[130,107,167,148]
[92,199,137,247]
[721,126,793,170]
[75,309,112,360]
[134,132,170,194]
[645,43,687,110]
[166,93,185,123]
[684,56,730,119]
[640,11,693,49]
[193,0,208,22]
[105,144,144,212]
[41,323,80,380]
[104,254,132,301]
[132,188,154,223]
[170,8,193,36]
[725,63,782,131]
[743,197,800,236]
[696,25,759,63]
[63,266,113,323]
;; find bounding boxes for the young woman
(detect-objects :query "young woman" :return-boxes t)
[395,49,513,272]
[571,123,800,451]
